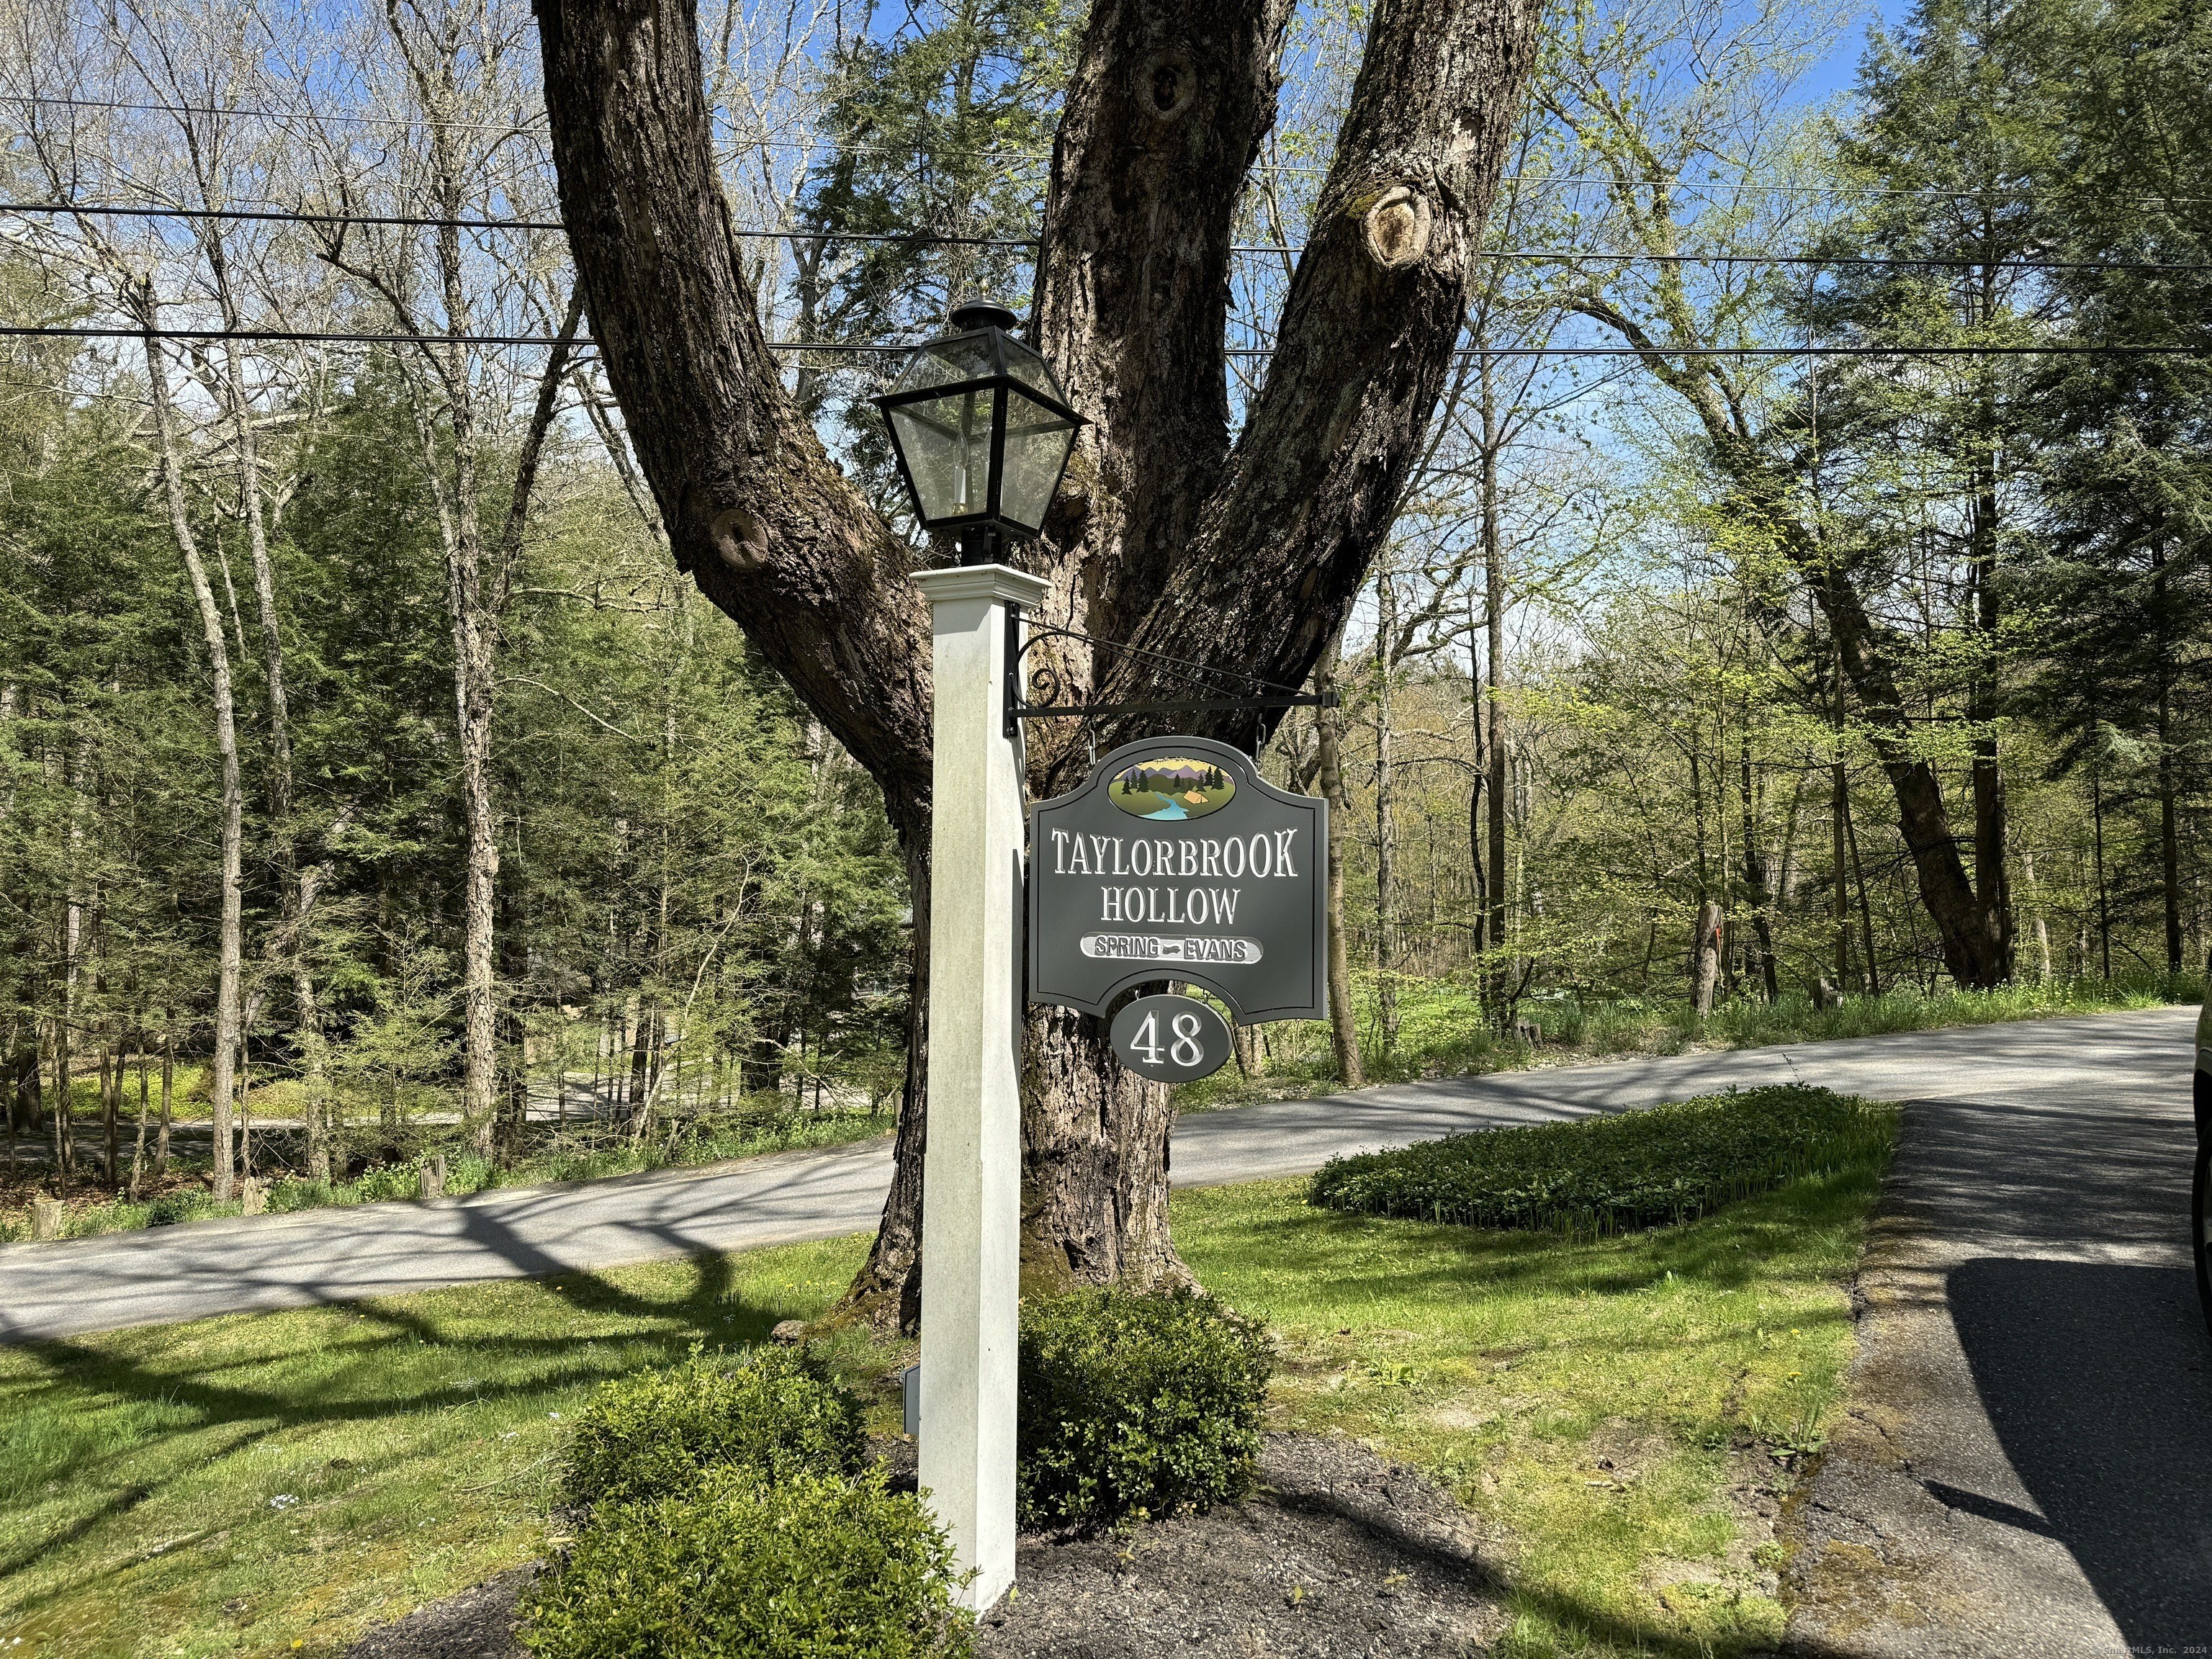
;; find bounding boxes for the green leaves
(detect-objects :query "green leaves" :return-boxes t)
[1015,1287,1276,1529]
[559,1344,868,1510]
[1309,1085,1895,1234]
[523,1467,972,1659]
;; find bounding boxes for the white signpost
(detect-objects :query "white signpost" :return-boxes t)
[911,562,1049,1612]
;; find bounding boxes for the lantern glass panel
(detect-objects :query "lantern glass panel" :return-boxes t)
[999,387,1078,531]
[1000,336,1067,403]
[890,333,997,396]
[887,387,994,523]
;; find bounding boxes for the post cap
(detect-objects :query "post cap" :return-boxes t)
[949,300,1020,331]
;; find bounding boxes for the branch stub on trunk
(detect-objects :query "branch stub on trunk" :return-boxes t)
[1354,184,1434,269]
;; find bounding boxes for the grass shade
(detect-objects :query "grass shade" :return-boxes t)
[1308,1084,1892,1234]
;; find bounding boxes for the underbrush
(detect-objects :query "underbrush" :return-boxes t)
[1310,1085,1894,1233]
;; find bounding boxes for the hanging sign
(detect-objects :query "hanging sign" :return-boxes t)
[1110,994,1233,1082]
[1027,735,1327,1022]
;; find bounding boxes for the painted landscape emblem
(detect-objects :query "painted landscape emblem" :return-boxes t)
[1107,755,1236,820]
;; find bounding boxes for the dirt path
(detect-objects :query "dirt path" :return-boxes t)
[1785,1035,2212,1655]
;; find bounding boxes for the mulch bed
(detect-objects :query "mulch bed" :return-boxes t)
[343,1433,1507,1658]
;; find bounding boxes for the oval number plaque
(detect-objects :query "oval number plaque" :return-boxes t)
[1110,994,1233,1083]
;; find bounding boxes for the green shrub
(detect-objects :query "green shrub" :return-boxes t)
[1017,1287,1274,1529]
[1309,1084,1895,1234]
[266,1178,335,1215]
[523,1467,971,1659]
[561,1344,866,1509]
[146,1192,212,1227]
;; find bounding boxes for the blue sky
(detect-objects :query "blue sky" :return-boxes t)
[1796,0,1910,107]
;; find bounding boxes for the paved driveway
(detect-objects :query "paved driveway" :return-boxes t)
[1785,1007,2209,1657]
[0,1008,2192,1354]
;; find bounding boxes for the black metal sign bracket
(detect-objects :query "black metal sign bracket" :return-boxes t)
[1004,616,1338,740]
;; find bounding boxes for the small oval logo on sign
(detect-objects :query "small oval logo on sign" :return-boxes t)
[1107,755,1235,820]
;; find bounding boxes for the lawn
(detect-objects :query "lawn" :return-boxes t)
[0,1113,1894,1659]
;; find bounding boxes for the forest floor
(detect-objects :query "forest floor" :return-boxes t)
[0,1136,1890,1659]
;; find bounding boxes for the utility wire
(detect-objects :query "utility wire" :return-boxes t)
[9,323,2208,357]
[5,201,2210,274]
[15,94,2212,202]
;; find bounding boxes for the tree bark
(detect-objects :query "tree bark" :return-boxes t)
[1372,579,1400,1057]
[2155,554,2183,974]
[534,0,1540,1319]
[138,288,244,1203]
[1740,719,1778,999]
[1313,635,1363,1089]
[1691,899,1722,1020]
[1480,362,1511,1022]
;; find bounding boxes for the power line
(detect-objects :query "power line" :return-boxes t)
[15,94,2212,203]
[6,201,2211,275]
[0,199,1011,243]
[9,322,2208,358]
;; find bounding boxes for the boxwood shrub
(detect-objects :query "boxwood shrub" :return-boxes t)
[1017,1287,1274,1529]
[523,1467,971,1659]
[1308,1084,1894,1233]
[561,1344,866,1509]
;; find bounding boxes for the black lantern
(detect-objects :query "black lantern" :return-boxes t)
[874,301,1083,565]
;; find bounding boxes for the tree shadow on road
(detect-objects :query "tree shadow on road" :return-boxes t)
[1948,1256,2212,1653]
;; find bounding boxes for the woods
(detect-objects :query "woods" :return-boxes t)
[3,0,2209,1295]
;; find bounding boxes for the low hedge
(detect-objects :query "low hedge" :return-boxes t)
[523,1467,972,1659]
[560,1344,866,1509]
[1017,1287,1274,1529]
[1308,1084,1894,1234]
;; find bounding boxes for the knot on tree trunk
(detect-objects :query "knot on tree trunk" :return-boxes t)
[1351,184,1434,269]
[709,505,770,571]
[1137,49,1196,121]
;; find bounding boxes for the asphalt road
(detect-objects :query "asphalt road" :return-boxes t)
[1784,1004,2210,1658]
[0,1009,2193,1360]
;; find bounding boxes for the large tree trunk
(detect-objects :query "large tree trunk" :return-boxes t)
[1691,900,1722,1020]
[535,0,1540,1323]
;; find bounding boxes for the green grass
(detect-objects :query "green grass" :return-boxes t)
[0,1238,894,1659]
[1174,968,2200,1109]
[1180,1132,1895,1658]
[1311,1085,1893,1234]
[0,1115,1897,1659]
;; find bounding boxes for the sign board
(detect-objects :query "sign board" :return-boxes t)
[1028,735,1326,1022]
[1110,994,1233,1082]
